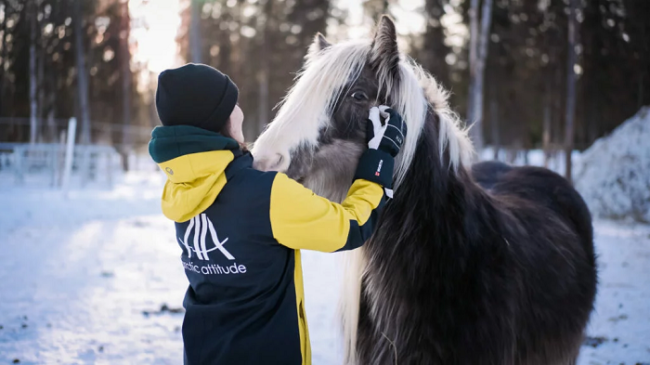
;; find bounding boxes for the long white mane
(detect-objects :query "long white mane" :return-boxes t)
[259,39,473,188]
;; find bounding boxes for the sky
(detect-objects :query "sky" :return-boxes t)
[129,0,183,74]
[334,0,426,39]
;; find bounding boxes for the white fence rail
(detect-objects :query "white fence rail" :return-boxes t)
[0,117,155,189]
[0,142,120,188]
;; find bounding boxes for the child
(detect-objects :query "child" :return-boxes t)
[148,63,406,365]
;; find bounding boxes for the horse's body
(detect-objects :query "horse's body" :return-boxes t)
[354,140,596,364]
[252,16,596,365]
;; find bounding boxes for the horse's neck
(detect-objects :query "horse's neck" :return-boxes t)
[383,119,499,262]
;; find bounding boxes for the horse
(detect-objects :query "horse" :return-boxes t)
[252,16,597,365]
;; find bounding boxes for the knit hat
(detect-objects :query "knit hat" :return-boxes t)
[155,63,239,134]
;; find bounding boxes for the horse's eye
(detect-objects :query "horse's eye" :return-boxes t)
[351,92,368,101]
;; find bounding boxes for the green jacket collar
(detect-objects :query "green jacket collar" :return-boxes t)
[148,125,239,164]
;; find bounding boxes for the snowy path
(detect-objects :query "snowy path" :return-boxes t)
[1,175,648,364]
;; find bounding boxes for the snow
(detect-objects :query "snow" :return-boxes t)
[574,106,650,223]
[0,173,185,365]
[578,221,650,365]
[1,173,649,364]
[480,146,582,175]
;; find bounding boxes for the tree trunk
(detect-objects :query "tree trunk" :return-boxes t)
[0,0,6,117]
[38,36,46,142]
[420,0,451,89]
[190,0,203,63]
[46,88,57,142]
[467,0,493,155]
[639,73,645,110]
[255,0,272,140]
[73,0,91,145]
[638,13,647,109]
[490,94,499,160]
[564,0,579,182]
[543,74,552,168]
[553,41,563,169]
[467,0,478,127]
[29,0,38,144]
[120,0,132,171]
[149,71,159,128]
[543,103,551,168]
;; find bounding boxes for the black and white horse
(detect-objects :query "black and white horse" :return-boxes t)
[253,16,597,365]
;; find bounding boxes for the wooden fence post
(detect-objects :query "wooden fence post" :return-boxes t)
[61,117,77,190]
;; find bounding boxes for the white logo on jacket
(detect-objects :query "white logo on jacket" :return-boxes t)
[177,213,234,261]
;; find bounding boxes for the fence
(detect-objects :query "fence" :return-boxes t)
[0,116,580,188]
[0,117,156,189]
[0,116,153,147]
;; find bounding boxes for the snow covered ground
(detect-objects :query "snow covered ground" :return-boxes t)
[1,173,649,365]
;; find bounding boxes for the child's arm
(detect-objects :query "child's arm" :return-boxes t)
[269,172,385,252]
[269,107,407,252]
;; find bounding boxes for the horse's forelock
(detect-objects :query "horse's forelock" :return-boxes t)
[253,41,370,156]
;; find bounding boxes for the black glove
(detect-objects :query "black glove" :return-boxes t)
[366,106,407,157]
[354,106,407,196]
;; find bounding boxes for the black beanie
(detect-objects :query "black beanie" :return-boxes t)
[155,63,239,134]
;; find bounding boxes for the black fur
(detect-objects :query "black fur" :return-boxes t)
[471,160,513,190]
[353,112,597,364]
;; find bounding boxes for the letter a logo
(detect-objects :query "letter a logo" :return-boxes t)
[177,214,234,261]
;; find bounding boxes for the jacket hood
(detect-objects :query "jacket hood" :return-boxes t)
[149,125,240,222]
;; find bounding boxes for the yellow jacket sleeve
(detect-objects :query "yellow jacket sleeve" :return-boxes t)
[269,173,386,252]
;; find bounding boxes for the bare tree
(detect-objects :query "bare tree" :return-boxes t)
[489,94,499,159]
[542,8,557,169]
[120,0,132,171]
[189,0,202,63]
[543,74,552,167]
[256,0,272,140]
[564,0,579,182]
[37,35,45,132]
[46,73,57,141]
[0,0,6,117]
[467,0,479,123]
[29,0,38,143]
[467,0,493,154]
[0,0,9,115]
[73,0,91,144]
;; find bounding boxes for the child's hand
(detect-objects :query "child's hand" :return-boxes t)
[366,106,407,157]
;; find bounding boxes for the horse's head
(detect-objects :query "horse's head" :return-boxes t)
[253,16,471,202]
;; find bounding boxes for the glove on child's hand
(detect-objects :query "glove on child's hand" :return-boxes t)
[366,106,407,158]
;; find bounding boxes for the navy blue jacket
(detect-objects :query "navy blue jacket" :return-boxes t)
[149,126,393,365]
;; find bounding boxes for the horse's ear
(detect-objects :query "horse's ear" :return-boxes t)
[370,15,400,82]
[307,32,331,57]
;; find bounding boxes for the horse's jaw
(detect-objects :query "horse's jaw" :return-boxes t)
[295,139,365,203]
